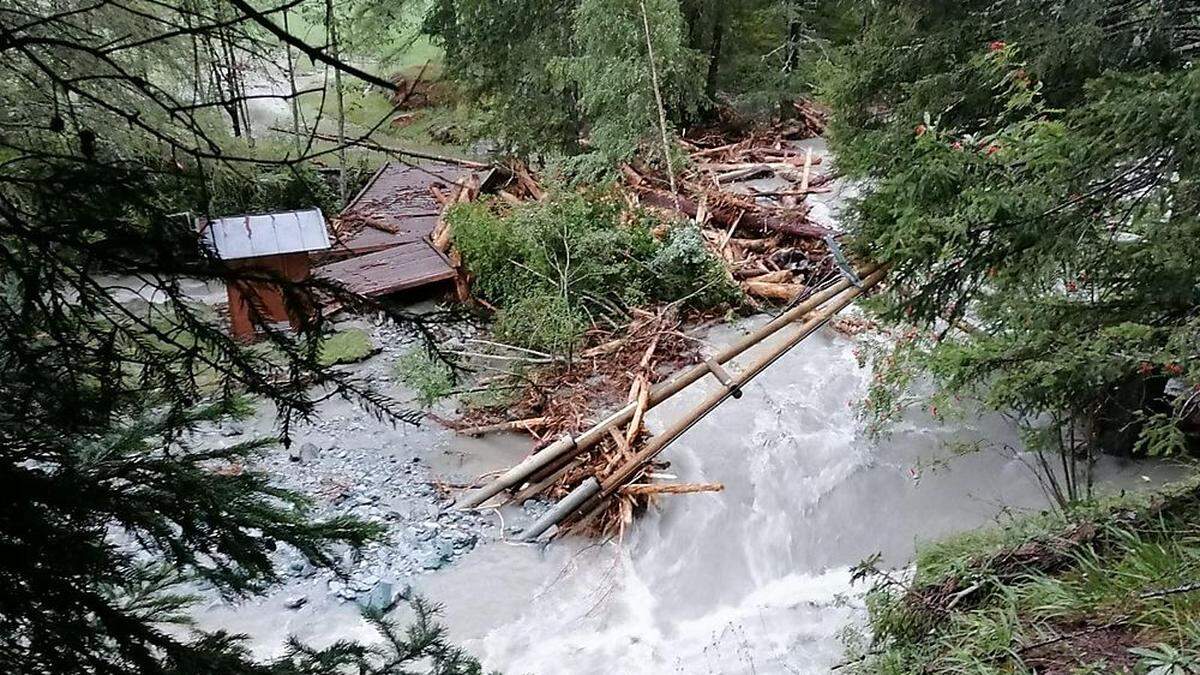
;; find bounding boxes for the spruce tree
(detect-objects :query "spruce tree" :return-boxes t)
[0,2,481,672]
[825,0,1199,501]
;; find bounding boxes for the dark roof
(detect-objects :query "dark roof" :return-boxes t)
[316,240,456,297]
[331,162,473,254]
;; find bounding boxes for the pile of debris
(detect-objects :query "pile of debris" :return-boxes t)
[432,113,853,538]
[623,117,839,307]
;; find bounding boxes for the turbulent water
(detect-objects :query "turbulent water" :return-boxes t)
[188,137,1181,673]
[418,322,1178,674]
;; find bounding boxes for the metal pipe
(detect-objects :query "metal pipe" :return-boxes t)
[455,265,879,509]
[536,267,888,532]
[599,268,887,496]
[518,477,601,541]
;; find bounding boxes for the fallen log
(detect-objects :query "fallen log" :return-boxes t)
[636,188,831,239]
[455,268,878,509]
[621,482,724,496]
[742,280,805,302]
[743,270,793,284]
[697,158,823,172]
[520,268,889,540]
[455,417,548,437]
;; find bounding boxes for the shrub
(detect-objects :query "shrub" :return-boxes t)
[448,189,738,353]
[493,292,589,356]
[649,225,741,308]
[395,348,455,407]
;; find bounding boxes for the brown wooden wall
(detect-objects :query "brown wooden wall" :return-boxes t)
[226,252,312,340]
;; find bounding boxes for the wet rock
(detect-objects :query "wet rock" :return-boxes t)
[358,580,395,612]
[447,530,478,550]
[298,442,321,462]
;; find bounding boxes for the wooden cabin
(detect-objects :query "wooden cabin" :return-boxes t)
[198,208,332,340]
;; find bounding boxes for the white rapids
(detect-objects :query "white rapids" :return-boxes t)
[423,321,1176,674]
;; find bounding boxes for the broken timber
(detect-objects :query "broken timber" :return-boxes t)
[455,263,884,510]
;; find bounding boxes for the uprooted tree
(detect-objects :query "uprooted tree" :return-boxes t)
[0,1,482,672]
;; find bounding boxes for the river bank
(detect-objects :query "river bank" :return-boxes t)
[183,306,1185,673]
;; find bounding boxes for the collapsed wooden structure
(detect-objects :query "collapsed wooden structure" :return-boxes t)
[317,161,489,300]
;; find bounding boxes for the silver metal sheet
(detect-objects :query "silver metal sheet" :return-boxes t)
[201,208,331,260]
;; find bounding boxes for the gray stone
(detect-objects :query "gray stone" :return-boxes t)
[358,581,394,612]
[448,531,478,550]
[298,442,321,462]
[418,553,446,571]
[283,595,307,610]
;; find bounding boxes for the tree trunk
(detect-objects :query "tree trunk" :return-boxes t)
[326,0,347,205]
[704,9,724,100]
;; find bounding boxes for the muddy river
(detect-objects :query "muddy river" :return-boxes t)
[183,138,1182,674]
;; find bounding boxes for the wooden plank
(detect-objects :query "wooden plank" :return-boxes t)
[315,240,455,297]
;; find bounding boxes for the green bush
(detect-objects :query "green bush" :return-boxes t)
[448,189,739,353]
[649,225,742,308]
[493,292,589,356]
[395,348,455,407]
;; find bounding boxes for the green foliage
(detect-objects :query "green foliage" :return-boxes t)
[1131,643,1200,675]
[494,292,590,355]
[555,0,706,164]
[826,0,1200,457]
[421,0,862,161]
[318,328,377,366]
[449,190,738,352]
[649,224,742,308]
[396,347,456,406]
[847,478,1200,674]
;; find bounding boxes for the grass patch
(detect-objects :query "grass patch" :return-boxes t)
[318,328,376,366]
[845,477,1200,674]
[395,347,454,407]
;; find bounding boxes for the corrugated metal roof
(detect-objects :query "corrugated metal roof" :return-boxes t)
[201,208,332,260]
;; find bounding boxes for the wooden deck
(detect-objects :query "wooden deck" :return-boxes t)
[318,161,478,297]
[316,240,456,298]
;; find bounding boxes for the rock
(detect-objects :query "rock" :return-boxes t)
[220,423,244,437]
[283,595,307,610]
[358,581,395,612]
[418,549,447,571]
[298,442,321,462]
[448,530,478,550]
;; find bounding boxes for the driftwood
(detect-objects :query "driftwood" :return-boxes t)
[742,280,805,302]
[637,187,831,239]
[621,482,725,496]
[743,269,793,284]
[456,417,548,437]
